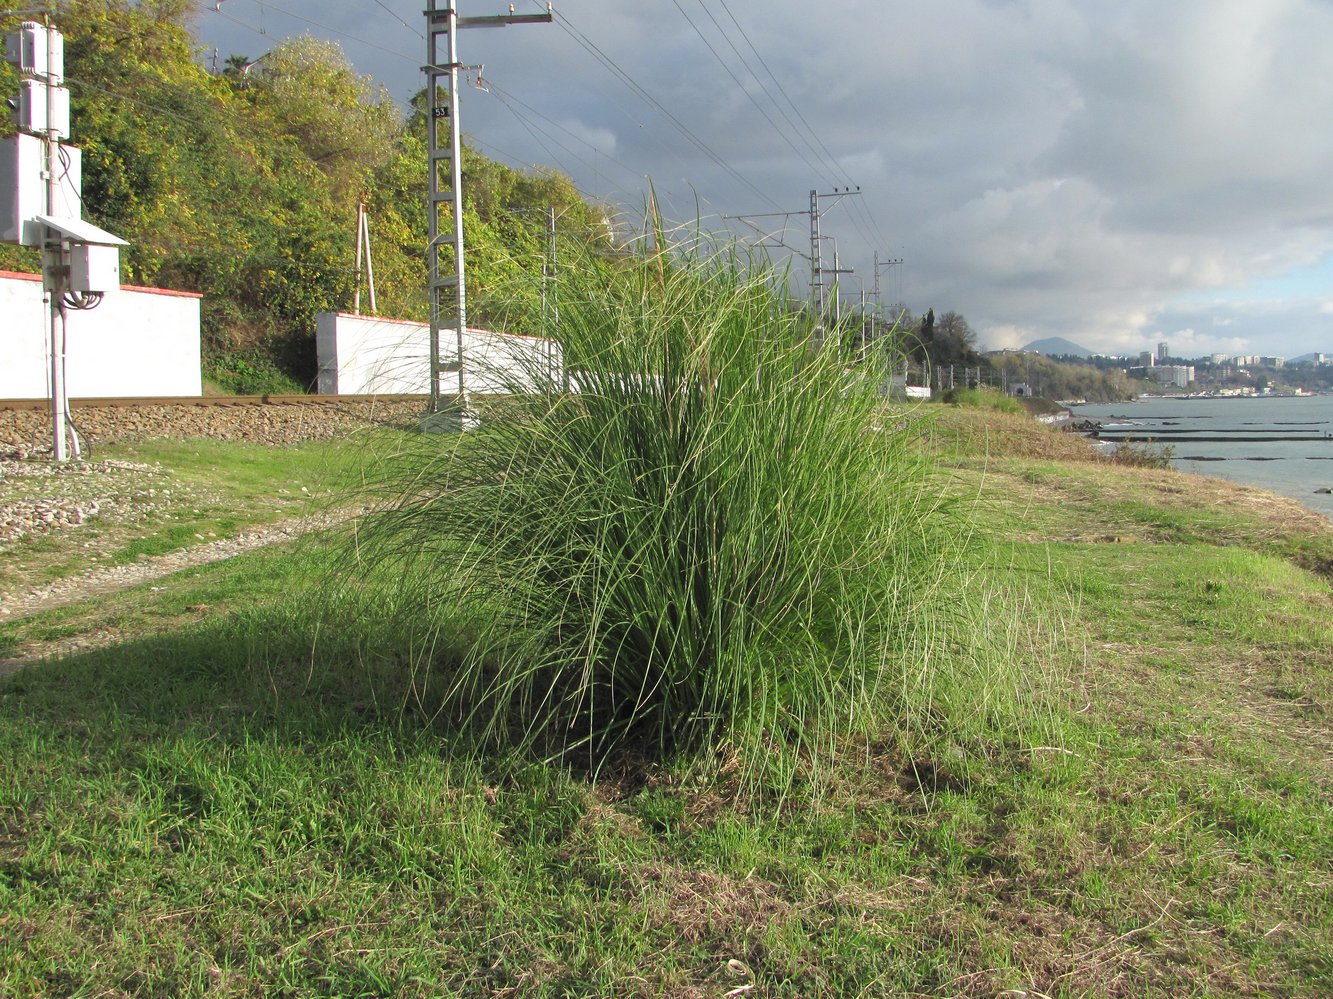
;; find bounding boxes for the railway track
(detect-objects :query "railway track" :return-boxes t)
[0,394,431,412]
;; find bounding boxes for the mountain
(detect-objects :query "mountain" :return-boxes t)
[1022,337,1095,358]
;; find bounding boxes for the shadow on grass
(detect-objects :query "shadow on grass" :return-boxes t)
[0,600,457,749]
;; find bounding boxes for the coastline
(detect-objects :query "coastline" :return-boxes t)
[1072,396,1333,523]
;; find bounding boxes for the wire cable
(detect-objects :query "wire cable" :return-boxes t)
[372,0,424,40]
[483,79,644,188]
[676,0,884,259]
[484,90,643,208]
[668,0,825,180]
[538,4,781,211]
[715,0,890,250]
[189,3,416,118]
[194,0,419,61]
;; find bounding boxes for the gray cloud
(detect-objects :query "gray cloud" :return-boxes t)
[194,0,1333,357]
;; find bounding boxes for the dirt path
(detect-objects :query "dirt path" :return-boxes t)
[0,508,360,674]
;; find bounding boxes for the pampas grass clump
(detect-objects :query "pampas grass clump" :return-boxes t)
[355,242,952,777]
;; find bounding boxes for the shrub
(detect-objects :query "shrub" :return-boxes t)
[203,351,306,396]
[941,386,1024,415]
[1107,440,1175,469]
[351,243,956,781]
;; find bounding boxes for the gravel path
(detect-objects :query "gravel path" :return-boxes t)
[0,509,360,675]
[0,398,411,672]
[1,507,359,622]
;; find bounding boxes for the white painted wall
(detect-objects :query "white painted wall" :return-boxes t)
[316,312,562,395]
[0,270,202,398]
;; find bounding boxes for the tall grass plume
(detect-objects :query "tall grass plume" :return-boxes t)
[350,241,962,780]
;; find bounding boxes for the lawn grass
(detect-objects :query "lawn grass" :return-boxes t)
[0,410,1330,996]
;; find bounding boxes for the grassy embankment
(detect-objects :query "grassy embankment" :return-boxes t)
[1,408,1331,988]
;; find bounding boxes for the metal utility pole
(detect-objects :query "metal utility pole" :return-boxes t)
[827,241,853,329]
[424,0,552,423]
[3,17,127,462]
[868,250,903,344]
[540,205,564,389]
[42,15,68,460]
[808,188,858,329]
[808,188,821,320]
[725,186,860,331]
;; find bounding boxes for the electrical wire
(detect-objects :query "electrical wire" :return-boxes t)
[530,0,890,289]
[372,0,424,40]
[714,0,891,251]
[538,4,781,212]
[195,0,419,62]
[492,92,594,187]
[193,2,417,118]
[56,143,83,213]
[62,290,103,309]
[482,80,645,191]
[668,0,825,180]
[64,75,215,128]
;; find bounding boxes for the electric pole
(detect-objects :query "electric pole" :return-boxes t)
[869,251,903,345]
[424,0,552,425]
[3,16,125,461]
[541,205,565,389]
[43,16,68,459]
[724,186,860,332]
[824,238,852,331]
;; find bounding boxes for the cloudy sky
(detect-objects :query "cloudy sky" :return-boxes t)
[196,0,1333,359]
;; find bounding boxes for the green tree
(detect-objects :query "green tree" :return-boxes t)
[240,36,399,200]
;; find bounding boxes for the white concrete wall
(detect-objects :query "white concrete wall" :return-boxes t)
[316,312,561,396]
[0,270,202,398]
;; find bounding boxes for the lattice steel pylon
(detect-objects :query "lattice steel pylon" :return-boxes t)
[424,0,551,421]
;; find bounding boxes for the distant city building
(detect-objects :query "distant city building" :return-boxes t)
[1139,350,1154,367]
[1209,353,1229,365]
[1156,341,1169,363]
[1231,355,1285,368]
[1149,365,1194,388]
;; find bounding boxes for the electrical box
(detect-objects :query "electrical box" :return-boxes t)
[0,134,81,246]
[3,22,61,79]
[70,242,121,293]
[16,79,71,138]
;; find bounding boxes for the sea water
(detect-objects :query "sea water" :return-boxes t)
[1072,395,1333,522]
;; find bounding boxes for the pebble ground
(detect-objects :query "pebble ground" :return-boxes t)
[1,398,419,547]
[1,399,423,634]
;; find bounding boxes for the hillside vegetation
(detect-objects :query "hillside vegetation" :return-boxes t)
[0,0,610,391]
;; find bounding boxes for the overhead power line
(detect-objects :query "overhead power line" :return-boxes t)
[194,1,419,63]
[372,0,424,39]
[668,0,825,180]
[536,2,781,211]
[483,79,643,186]
[713,0,890,250]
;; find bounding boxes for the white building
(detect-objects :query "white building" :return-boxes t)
[1149,364,1194,389]
[315,312,561,396]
